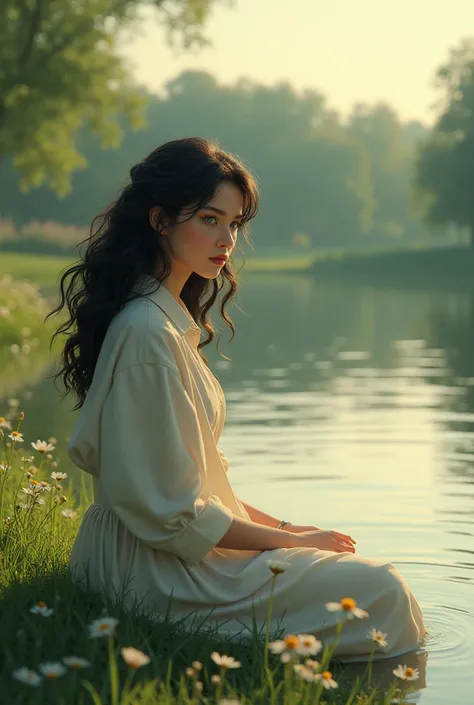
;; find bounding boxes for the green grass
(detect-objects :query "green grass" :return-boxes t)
[0,413,418,705]
[0,252,73,287]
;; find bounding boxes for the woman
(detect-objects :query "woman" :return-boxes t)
[49,136,425,662]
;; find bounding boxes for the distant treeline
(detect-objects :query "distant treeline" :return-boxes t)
[0,70,448,253]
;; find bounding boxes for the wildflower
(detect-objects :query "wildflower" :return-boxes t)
[8,431,24,443]
[314,670,338,689]
[46,453,53,461]
[38,662,67,679]
[294,663,318,682]
[29,601,54,617]
[40,481,52,492]
[121,647,150,669]
[211,674,221,684]
[219,700,241,705]
[21,344,31,355]
[296,634,322,657]
[267,559,291,575]
[54,495,67,504]
[210,652,241,669]
[62,656,91,669]
[192,660,203,671]
[48,437,57,445]
[0,306,11,318]
[18,411,25,421]
[268,634,300,663]
[186,667,196,677]
[0,417,12,429]
[61,508,77,519]
[392,664,420,681]
[368,627,388,648]
[88,616,119,638]
[51,461,58,468]
[18,502,34,511]
[0,463,11,472]
[10,344,20,354]
[8,398,19,407]
[12,667,42,686]
[31,440,55,454]
[51,471,67,481]
[325,597,368,619]
[195,681,203,693]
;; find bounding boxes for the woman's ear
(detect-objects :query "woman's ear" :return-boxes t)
[149,206,168,234]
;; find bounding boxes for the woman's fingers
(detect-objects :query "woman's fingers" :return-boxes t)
[333,531,356,543]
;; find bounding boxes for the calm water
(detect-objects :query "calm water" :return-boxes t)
[2,273,474,702]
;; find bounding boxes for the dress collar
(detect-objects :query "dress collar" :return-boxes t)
[132,274,201,340]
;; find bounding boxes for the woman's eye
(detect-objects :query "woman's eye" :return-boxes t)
[203,215,216,225]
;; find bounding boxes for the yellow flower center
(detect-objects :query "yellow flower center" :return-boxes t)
[340,597,356,611]
[46,673,59,679]
[31,480,40,485]
[284,635,299,649]
[406,667,414,677]
[11,432,19,437]
[0,417,5,423]
[38,601,47,607]
[301,638,312,646]
[99,623,109,630]
[322,671,332,680]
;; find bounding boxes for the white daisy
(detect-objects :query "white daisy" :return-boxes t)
[294,663,318,682]
[38,662,67,679]
[325,597,368,619]
[210,652,241,669]
[368,626,388,648]
[121,647,150,669]
[31,440,55,454]
[8,431,24,443]
[314,670,338,689]
[29,602,54,617]
[266,559,291,575]
[51,471,68,481]
[12,667,42,686]
[296,634,322,657]
[62,656,91,669]
[88,616,119,638]
[392,664,419,681]
[61,508,77,519]
[268,634,301,663]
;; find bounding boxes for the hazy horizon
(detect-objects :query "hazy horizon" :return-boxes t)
[119,0,474,126]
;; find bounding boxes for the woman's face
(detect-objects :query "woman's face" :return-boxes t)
[152,181,244,283]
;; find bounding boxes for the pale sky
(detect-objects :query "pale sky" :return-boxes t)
[120,0,474,126]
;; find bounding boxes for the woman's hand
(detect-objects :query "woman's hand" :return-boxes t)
[287,526,357,553]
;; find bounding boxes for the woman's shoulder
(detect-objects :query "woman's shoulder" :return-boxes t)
[104,296,183,374]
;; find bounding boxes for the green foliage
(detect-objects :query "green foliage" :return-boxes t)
[414,38,474,242]
[0,0,228,194]
[0,70,432,251]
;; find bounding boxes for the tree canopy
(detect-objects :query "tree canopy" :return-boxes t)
[0,0,229,194]
[415,38,474,244]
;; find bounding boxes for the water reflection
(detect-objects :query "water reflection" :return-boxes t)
[2,273,474,703]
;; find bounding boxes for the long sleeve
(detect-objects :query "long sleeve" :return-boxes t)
[99,361,234,564]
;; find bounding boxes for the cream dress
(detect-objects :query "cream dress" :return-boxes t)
[68,274,425,662]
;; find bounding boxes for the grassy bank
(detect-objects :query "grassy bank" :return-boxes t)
[0,252,73,287]
[0,411,420,704]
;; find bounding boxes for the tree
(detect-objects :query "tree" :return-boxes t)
[0,0,231,195]
[414,38,474,246]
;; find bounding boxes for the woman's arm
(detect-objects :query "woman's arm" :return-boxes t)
[240,500,283,528]
[216,514,297,550]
